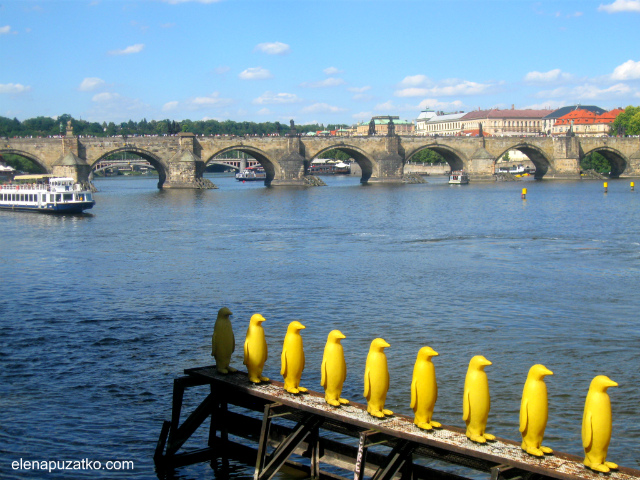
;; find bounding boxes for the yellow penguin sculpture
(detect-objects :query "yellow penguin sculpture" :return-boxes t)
[462,355,495,443]
[519,364,554,456]
[410,346,441,430]
[321,330,349,406]
[243,314,269,383]
[582,375,619,473]
[281,321,307,394]
[211,307,236,374]
[364,338,392,418]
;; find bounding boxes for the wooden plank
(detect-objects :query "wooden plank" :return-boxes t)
[186,367,640,480]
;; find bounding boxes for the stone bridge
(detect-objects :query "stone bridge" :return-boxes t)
[3,130,639,188]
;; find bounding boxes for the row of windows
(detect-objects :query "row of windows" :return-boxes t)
[1,193,66,203]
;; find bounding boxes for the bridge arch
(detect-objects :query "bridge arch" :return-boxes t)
[581,146,627,178]
[206,146,276,184]
[309,144,375,183]
[404,144,467,171]
[496,142,552,179]
[92,147,167,188]
[0,148,48,173]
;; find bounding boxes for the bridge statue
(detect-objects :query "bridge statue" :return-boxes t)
[387,118,395,137]
[289,119,297,137]
[368,119,375,136]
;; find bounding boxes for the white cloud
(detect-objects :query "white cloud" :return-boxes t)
[92,92,121,102]
[0,83,31,94]
[611,59,640,80]
[417,98,464,110]
[395,80,496,97]
[0,25,15,35]
[162,101,179,112]
[300,77,345,88]
[353,93,374,102]
[190,92,233,108]
[239,67,272,80]
[352,111,372,120]
[257,108,271,115]
[399,75,429,87]
[301,103,346,114]
[79,77,106,92]
[536,83,632,100]
[524,69,572,83]
[323,67,342,75]
[598,0,640,13]
[108,43,144,55]
[214,66,230,75]
[255,42,290,55]
[348,86,371,93]
[253,91,301,105]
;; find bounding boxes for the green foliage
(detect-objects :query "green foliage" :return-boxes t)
[581,151,611,174]
[0,115,347,138]
[611,105,640,136]
[2,153,46,173]
[317,149,351,161]
[410,148,446,164]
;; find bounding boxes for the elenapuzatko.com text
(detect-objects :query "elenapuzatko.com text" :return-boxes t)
[11,458,134,473]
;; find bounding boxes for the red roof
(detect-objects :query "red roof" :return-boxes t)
[462,108,551,121]
[556,108,623,125]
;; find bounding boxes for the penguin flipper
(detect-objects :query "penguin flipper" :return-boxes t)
[243,339,249,365]
[211,331,217,356]
[363,367,371,399]
[281,348,287,377]
[410,378,417,410]
[462,389,470,422]
[231,330,235,354]
[321,357,327,387]
[519,399,528,433]
[582,411,592,449]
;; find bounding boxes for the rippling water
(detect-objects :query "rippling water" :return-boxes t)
[1,174,639,479]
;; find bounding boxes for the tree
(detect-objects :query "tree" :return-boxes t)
[581,151,610,174]
[410,149,446,164]
[611,105,640,136]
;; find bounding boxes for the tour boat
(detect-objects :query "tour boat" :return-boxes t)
[236,166,266,181]
[449,170,469,185]
[0,175,95,213]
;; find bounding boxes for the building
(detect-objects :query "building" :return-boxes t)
[417,112,467,136]
[356,116,415,135]
[414,109,436,135]
[542,105,606,135]
[459,107,551,136]
[551,108,624,136]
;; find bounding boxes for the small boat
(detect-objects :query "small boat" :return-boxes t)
[449,170,469,185]
[236,166,266,181]
[0,174,95,213]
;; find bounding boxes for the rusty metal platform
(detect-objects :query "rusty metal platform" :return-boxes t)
[154,366,640,480]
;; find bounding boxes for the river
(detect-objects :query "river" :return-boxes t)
[1,173,639,479]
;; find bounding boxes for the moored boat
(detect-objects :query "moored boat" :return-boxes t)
[0,174,95,213]
[449,170,469,185]
[235,166,266,181]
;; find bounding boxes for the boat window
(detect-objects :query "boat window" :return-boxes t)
[56,194,61,202]
[63,194,73,201]
[86,194,92,201]
[77,194,84,201]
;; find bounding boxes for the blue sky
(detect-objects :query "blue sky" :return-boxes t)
[1,0,640,126]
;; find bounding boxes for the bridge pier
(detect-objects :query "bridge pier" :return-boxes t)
[269,137,308,187]
[163,133,217,189]
[546,137,582,180]
[467,146,497,182]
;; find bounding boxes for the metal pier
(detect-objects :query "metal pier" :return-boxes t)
[154,366,640,480]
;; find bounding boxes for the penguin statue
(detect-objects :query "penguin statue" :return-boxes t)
[519,364,553,457]
[462,355,495,443]
[281,321,307,394]
[582,375,619,473]
[364,338,392,418]
[211,306,236,374]
[243,314,269,383]
[321,330,349,406]
[410,346,441,430]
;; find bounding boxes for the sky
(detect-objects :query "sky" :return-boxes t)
[1,0,640,126]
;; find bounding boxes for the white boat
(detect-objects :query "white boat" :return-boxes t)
[0,174,95,213]
[449,170,469,184]
[236,166,266,181]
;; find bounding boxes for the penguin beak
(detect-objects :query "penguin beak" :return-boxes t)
[605,378,619,388]
[481,358,492,366]
[542,367,553,376]
[337,332,346,339]
[382,340,390,348]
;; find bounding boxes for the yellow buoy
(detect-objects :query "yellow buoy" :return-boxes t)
[521,188,527,199]
[631,182,635,191]
[604,182,608,193]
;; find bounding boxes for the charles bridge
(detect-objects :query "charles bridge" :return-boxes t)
[2,127,640,188]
